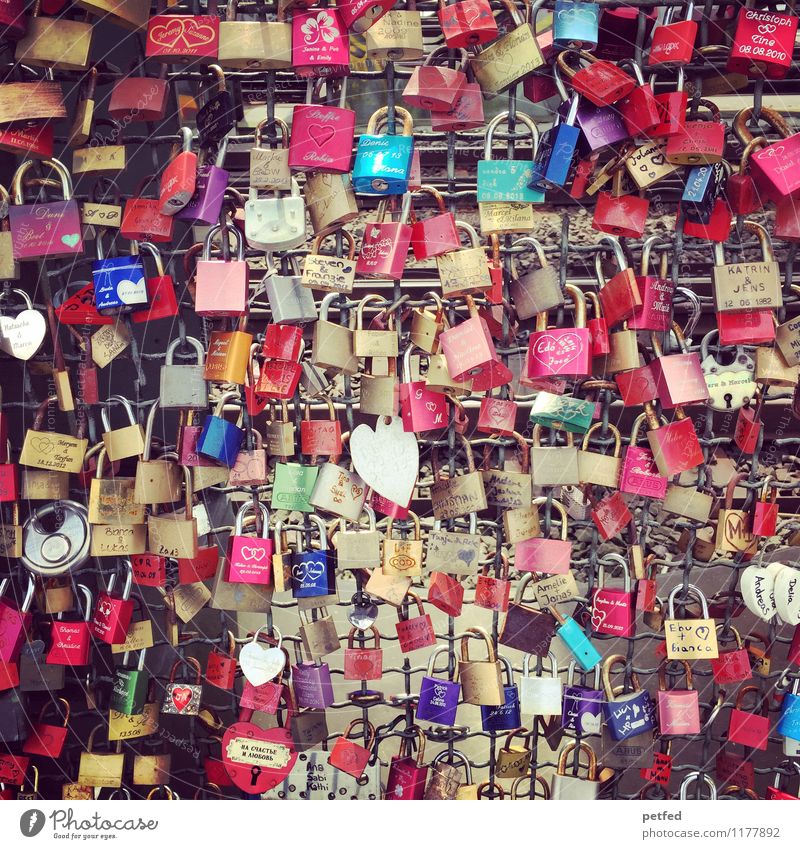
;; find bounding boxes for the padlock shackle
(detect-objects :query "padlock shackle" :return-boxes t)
[234,499,270,537]
[426,643,457,678]
[523,649,558,678]
[431,748,472,782]
[511,773,550,800]
[38,696,70,727]
[310,228,356,259]
[666,582,709,619]
[346,624,380,650]
[512,236,548,269]
[386,510,421,541]
[255,117,289,149]
[556,741,597,780]
[581,422,622,457]
[341,717,376,750]
[658,658,693,691]
[483,111,540,161]
[11,157,73,206]
[460,625,496,664]
[743,219,775,261]
[679,771,717,800]
[100,394,138,433]
[531,495,569,540]
[733,105,793,145]
[597,552,631,591]
[203,221,245,261]
[366,106,414,136]
[168,655,203,685]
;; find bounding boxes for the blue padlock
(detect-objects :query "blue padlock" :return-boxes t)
[529,93,580,191]
[92,233,148,315]
[778,678,800,741]
[551,603,602,671]
[197,389,244,467]
[352,106,414,195]
[681,161,726,225]
[601,654,658,741]
[481,656,522,731]
[553,0,599,50]
[478,111,544,203]
[289,514,337,599]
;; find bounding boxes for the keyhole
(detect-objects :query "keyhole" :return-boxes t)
[724,393,733,409]
[250,766,262,786]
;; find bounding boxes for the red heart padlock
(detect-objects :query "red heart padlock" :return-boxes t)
[222,709,298,793]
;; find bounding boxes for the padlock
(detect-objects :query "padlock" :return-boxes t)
[406,185,460,261]
[289,78,355,174]
[227,501,273,585]
[430,75,485,132]
[403,46,468,111]
[206,631,238,691]
[353,106,414,195]
[120,175,175,244]
[439,294,508,388]
[554,0,599,48]
[429,435,488,520]
[22,698,70,759]
[666,99,725,165]
[767,763,800,800]
[291,6,350,77]
[647,0,697,67]
[158,128,197,215]
[309,459,367,522]
[334,507,382,573]
[110,649,150,715]
[90,237,147,317]
[355,196,413,283]
[0,576,35,664]
[664,583,719,660]
[305,171,360,235]
[712,221,782,313]
[728,7,798,79]
[520,650,563,717]
[481,431,531,510]
[289,514,336,598]
[100,395,145,463]
[218,0,292,69]
[245,177,306,252]
[562,662,603,735]
[385,728,428,800]
[0,0,26,40]
[302,230,357,295]
[752,477,779,538]
[647,322,709,409]
[591,554,634,637]
[777,678,800,742]
[249,118,291,191]
[477,387,517,437]
[158,337,209,412]
[727,685,770,750]
[478,111,543,205]
[516,495,572,573]
[146,467,198,561]
[710,625,752,685]
[328,720,376,779]
[557,47,635,106]
[195,224,249,318]
[578,422,623,489]
[89,446,145,528]
[14,0,92,70]
[399,347,448,434]
[379,511,421,577]
[195,64,237,141]
[91,565,134,645]
[364,3,424,60]
[290,638,334,709]
[494,727,532,780]
[438,0,497,48]
[197,391,244,467]
[18,396,87,477]
[475,554,512,612]
[641,399,703,477]
[309,292,358,375]
[700,330,757,414]
[550,741,599,800]
[601,653,657,741]
[271,462,319,513]
[300,397,343,459]
[469,0,544,96]
[416,645,461,726]
[425,750,476,800]
[629,236,674,331]
[161,657,203,716]
[130,242,180,324]
[550,601,602,671]
[146,1,219,63]
[509,236,562,320]
[619,413,668,499]
[479,655,521,730]
[108,63,169,124]
[176,137,230,225]
[395,592,436,653]
[530,87,580,190]
[657,659,700,735]
[527,284,591,379]
[8,158,83,261]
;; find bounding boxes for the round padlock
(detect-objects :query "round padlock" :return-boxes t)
[21,500,91,576]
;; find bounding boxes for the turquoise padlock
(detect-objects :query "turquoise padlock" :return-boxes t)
[551,604,602,671]
[352,106,414,195]
[553,0,599,50]
[529,391,595,434]
[477,112,544,204]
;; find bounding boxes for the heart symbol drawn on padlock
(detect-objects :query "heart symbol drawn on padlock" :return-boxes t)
[531,333,582,372]
[425,401,437,412]
[149,17,186,47]
[0,309,47,361]
[758,23,776,33]
[171,686,193,712]
[293,559,325,581]
[240,546,265,562]
[351,484,364,499]
[694,625,710,641]
[60,233,80,248]
[239,640,285,687]
[308,124,335,147]
[182,17,216,46]
[29,436,54,455]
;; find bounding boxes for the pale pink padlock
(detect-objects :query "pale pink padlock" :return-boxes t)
[438,294,501,383]
[288,79,355,174]
[226,501,274,585]
[657,659,701,736]
[195,223,249,317]
[515,498,571,575]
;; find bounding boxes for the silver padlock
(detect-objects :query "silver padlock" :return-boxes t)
[159,336,209,409]
[336,506,382,572]
[510,236,563,319]
[21,500,91,576]
[245,176,306,252]
[309,461,367,522]
[700,329,756,412]
[264,255,318,325]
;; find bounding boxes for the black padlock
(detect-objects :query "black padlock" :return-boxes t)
[196,64,236,146]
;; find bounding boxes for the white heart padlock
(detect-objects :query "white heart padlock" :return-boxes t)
[775,564,800,625]
[0,289,47,361]
[350,416,419,507]
[239,625,286,687]
[740,561,788,622]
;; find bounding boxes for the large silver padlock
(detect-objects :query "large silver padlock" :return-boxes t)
[265,256,318,325]
[159,336,209,410]
[301,362,333,397]
[21,501,91,576]
[510,236,563,319]
[700,329,756,412]
[309,462,367,522]
[245,177,306,251]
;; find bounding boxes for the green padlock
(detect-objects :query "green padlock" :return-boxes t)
[529,391,595,435]
[110,649,149,716]
[271,462,319,513]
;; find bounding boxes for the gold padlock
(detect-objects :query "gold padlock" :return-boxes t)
[15,0,93,71]
[458,626,504,706]
[89,447,145,526]
[495,727,533,779]
[101,395,145,462]
[382,511,423,577]
[364,8,424,61]
[147,467,198,560]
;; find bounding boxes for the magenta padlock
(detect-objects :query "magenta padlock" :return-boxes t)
[289,78,355,173]
[657,660,700,736]
[399,348,448,434]
[356,195,413,280]
[629,236,674,332]
[710,627,752,684]
[590,555,635,637]
[337,0,394,33]
[409,186,459,260]
[292,652,335,709]
[0,577,34,664]
[226,502,273,585]
[439,294,500,383]
[516,499,572,575]
[292,8,350,78]
[527,284,592,379]
[176,138,229,225]
[619,413,668,499]
[477,395,517,436]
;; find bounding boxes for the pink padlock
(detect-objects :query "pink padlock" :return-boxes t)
[288,79,355,173]
[477,391,517,436]
[226,502,274,585]
[292,8,350,78]
[515,498,571,575]
[356,196,412,280]
[262,323,303,361]
[337,0,394,33]
[399,347,448,433]
[629,236,674,332]
[657,660,700,736]
[647,324,709,409]
[619,413,668,499]
[527,285,592,379]
[402,47,468,112]
[439,294,502,384]
[0,577,34,664]
[195,223,249,317]
[590,555,635,637]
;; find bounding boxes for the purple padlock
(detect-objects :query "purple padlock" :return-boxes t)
[292,658,335,709]
[416,646,461,726]
[561,662,603,735]
[560,100,628,156]
[176,138,229,225]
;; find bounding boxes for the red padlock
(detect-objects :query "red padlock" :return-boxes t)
[178,544,219,584]
[256,358,303,400]
[516,498,572,574]
[409,185,459,260]
[440,294,505,385]
[527,285,592,379]
[399,347,448,434]
[651,70,688,138]
[291,8,350,78]
[728,8,798,79]
[591,556,635,635]
[430,82,485,132]
[585,292,610,357]
[591,491,633,541]
[343,626,383,680]
[477,390,517,436]
[328,719,376,779]
[617,61,662,138]
[288,78,355,173]
[356,196,413,281]
[682,198,731,243]
[596,236,642,326]
[206,632,238,690]
[22,700,70,759]
[385,729,428,800]
[403,47,468,111]
[120,177,175,244]
[647,1,697,68]
[146,9,220,63]
[557,48,636,107]
[262,323,303,361]
[630,236,674,332]
[337,0,394,33]
[718,309,776,345]
[45,585,93,666]
[619,413,668,499]
[593,178,649,238]
[438,0,498,48]
[300,397,343,457]
[727,138,768,216]
[734,402,762,454]
[90,567,134,645]
[129,242,179,324]
[0,577,34,663]
[648,324,709,409]
[643,402,704,477]
[395,593,436,653]
[710,627,752,685]
[159,127,197,215]
[727,685,770,750]
[666,100,726,165]
[475,556,512,612]
[428,572,465,617]
[752,478,779,537]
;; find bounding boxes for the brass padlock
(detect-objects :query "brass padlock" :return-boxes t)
[364,7,424,61]
[409,291,445,353]
[15,0,93,71]
[430,435,488,520]
[577,423,623,488]
[712,221,782,313]
[101,395,145,462]
[495,727,533,779]
[89,447,145,526]
[134,403,183,505]
[458,626,504,706]
[382,511,423,577]
[147,467,198,560]
[305,171,359,236]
